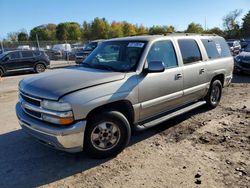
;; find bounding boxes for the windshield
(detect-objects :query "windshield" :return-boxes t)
[82,41,146,72]
[0,52,8,59]
[227,42,233,47]
[84,42,98,51]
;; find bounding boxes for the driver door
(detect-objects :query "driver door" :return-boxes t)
[138,40,183,121]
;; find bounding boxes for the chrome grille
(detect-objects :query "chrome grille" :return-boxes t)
[20,91,41,106]
[19,91,42,120]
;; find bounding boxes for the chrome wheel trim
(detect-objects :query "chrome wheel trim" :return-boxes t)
[90,121,121,151]
[210,85,220,104]
[36,64,45,73]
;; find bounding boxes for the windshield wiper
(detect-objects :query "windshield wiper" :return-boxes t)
[92,64,120,72]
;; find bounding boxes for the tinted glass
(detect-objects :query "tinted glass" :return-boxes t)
[10,51,20,59]
[22,51,33,58]
[202,39,220,59]
[178,39,202,64]
[33,51,41,56]
[147,40,177,68]
[214,38,231,57]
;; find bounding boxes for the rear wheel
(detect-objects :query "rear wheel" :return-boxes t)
[205,80,222,109]
[35,63,46,73]
[85,110,131,159]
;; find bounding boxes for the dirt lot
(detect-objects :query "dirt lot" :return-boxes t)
[0,73,249,188]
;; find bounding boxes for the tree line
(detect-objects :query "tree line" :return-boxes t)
[4,9,250,43]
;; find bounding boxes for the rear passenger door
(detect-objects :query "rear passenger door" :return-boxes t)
[138,40,183,121]
[178,39,209,102]
[20,51,36,68]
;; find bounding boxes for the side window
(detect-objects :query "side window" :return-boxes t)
[21,51,34,58]
[201,39,220,59]
[10,51,20,60]
[178,39,202,64]
[214,38,231,57]
[147,40,177,68]
[33,51,41,56]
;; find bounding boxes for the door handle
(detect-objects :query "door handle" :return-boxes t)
[175,73,183,80]
[200,68,205,74]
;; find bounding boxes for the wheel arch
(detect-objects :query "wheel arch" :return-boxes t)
[86,100,135,126]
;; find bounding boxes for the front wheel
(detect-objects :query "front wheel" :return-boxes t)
[35,63,46,73]
[205,80,222,109]
[84,110,131,159]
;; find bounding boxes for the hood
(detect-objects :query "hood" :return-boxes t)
[19,67,126,100]
[239,51,250,61]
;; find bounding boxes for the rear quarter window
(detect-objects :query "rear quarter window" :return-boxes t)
[208,38,231,58]
[33,51,42,56]
[201,39,221,59]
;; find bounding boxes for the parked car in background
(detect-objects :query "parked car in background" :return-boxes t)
[234,44,250,74]
[17,45,30,50]
[75,40,104,64]
[240,39,250,50]
[227,40,241,55]
[0,50,50,77]
[46,43,72,60]
[16,34,233,158]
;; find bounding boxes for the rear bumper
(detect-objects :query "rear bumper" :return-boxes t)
[16,102,86,153]
[224,74,233,87]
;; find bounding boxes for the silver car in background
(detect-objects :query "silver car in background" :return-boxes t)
[16,34,233,158]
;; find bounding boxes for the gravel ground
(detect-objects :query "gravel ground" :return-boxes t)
[0,72,249,188]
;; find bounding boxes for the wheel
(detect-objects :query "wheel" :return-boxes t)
[205,80,222,109]
[0,69,3,77]
[35,63,46,73]
[84,110,131,159]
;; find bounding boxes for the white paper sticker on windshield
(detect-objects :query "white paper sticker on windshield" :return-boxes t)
[127,42,144,48]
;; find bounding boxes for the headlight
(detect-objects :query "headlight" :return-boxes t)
[41,100,72,111]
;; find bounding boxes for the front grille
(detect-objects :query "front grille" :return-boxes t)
[20,92,41,106]
[25,108,42,119]
[19,91,42,120]
[241,62,250,69]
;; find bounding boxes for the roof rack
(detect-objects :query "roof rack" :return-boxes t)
[129,32,218,37]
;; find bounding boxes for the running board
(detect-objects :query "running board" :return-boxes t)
[135,101,206,131]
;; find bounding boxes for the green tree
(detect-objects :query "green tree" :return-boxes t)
[136,24,148,35]
[6,32,18,42]
[223,9,242,38]
[91,18,110,39]
[206,27,225,37]
[67,22,81,40]
[82,21,92,40]
[122,22,137,36]
[241,11,250,38]
[30,24,56,41]
[109,21,124,38]
[56,23,69,41]
[185,22,204,33]
[17,32,29,41]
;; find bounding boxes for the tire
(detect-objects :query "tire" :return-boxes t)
[0,68,3,77]
[205,80,222,109]
[84,110,131,159]
[35,63,46,73]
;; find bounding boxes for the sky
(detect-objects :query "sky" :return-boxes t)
[0,0,249,38]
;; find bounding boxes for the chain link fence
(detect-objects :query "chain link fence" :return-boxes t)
[1,40,87,62]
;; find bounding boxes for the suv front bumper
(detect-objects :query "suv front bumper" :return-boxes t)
[16,102,86,153]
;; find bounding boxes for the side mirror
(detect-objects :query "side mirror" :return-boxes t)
[147,61,165,73]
